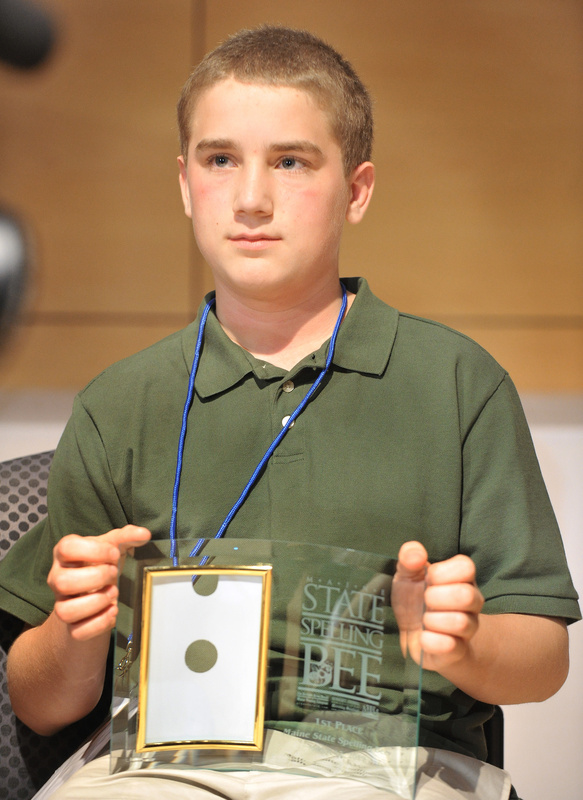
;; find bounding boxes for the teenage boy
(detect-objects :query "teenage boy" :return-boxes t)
[1,25,579,800]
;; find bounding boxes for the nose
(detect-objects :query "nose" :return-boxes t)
[232,163,273,218]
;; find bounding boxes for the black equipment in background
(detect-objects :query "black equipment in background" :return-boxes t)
[0,0,55,69]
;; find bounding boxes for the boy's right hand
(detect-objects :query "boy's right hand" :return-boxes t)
[47,525,151,641]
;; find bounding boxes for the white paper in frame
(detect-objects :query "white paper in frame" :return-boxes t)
[136,565,272,752]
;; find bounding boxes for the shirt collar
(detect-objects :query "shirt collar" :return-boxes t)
[333,277,398,374]
[182,277,398,399]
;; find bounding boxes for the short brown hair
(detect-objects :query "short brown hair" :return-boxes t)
[177,25,373,175]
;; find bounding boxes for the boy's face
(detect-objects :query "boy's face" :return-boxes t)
[178,78,372,307]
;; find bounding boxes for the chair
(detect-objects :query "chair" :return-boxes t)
[0,451,109,800]
[484,704,504,770]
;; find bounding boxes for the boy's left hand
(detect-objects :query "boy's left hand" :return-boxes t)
[393,541,484,671]
[392,541,569,703]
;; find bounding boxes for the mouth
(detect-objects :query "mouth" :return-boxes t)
[229,233,281,250]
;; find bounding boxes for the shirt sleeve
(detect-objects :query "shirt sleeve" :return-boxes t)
[460,374,580,622]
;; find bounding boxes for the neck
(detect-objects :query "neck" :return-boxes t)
[215,280,353,371]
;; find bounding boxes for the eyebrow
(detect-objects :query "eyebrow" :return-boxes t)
[195,138,237,153]
[269,141,324,159]
[195,138,324,159]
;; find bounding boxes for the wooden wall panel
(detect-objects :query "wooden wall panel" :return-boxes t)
[0,0,581,390]
[439,326,583,393]
[0,0,196,315]
[1,321,183,388]
[0,0,201,388]
[202,0,583,389]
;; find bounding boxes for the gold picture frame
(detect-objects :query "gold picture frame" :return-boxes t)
[136,564,272,753]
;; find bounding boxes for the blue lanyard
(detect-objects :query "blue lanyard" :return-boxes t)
[169,283,348,566]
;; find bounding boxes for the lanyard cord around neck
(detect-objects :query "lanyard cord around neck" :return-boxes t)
[169,283,348,566]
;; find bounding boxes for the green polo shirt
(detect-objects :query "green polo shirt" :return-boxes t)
[0,277,579,760]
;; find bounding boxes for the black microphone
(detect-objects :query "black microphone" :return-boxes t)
[0,0,55,69]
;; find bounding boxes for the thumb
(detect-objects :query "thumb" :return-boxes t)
[392,541,427,663]
[102,525,151,556]
[395,540,428,582]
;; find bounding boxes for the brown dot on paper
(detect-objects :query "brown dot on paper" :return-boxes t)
[192,574,219,596]
[185,639,218,673]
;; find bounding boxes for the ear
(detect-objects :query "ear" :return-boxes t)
[345,161,375,224]
[177,155,193,219]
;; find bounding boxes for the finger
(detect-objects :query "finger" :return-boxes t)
[426,554,476,586]
[48,562,119,598]
[425,582,484,614]
[53,527,151,569]
[53,584,118,626]
[423,610,480,642]
[101,525,151,555]
[395,541,428,581]
[420,629,466,659]
[67,604,120,642]
[54,534,120,568]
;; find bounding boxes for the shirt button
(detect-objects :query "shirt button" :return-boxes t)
[282,380,294,393]
[281,415,295,428]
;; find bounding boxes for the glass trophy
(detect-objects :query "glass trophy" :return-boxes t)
[111,539,425,799]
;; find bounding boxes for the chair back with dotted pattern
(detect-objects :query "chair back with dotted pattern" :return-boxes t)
[0,451,109,800]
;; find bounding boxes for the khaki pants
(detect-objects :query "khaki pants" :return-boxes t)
[49,744,511,800]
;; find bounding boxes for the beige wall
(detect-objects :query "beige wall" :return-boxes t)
[0,0,581,390]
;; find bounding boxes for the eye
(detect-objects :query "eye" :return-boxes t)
[278,156,303,170]
[209,154,233,168]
